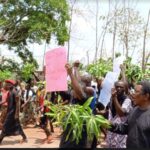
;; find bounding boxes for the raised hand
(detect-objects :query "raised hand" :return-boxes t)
[65,63,73,75]
[111,88,117,98]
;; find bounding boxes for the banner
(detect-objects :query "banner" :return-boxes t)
[98,72,118,107]
[113,56,125,75]
[45,47,68,92]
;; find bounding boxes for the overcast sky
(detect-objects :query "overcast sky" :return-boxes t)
[0,0,150,70]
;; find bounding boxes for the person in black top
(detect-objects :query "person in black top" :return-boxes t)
[58,91,71,105]
[109,80,150,148]
[0,80,27,144]
[59,63,94,148]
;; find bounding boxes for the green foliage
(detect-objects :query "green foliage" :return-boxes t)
[0,70,12,81]
[45,98,110,144]
[0,0,69,46]
[14,45,38,68]
[115,52,121,58]
[21,62,36,81]
[0,0,70,67]
[144,67,150,80]
[124,57,144,82]
[86,58,112,78]
[0,57,21,72]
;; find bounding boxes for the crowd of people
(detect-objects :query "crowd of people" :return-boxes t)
[0,60,149,148]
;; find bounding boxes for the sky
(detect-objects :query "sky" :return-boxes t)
[0,0,150,70]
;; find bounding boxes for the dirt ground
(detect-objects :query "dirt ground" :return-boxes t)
[0,124,106,148]
[0,124,60,148]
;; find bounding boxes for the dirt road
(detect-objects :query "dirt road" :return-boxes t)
[0,124,105,148]
[0,124,60,148]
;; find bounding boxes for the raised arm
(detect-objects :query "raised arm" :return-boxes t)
[65,63,85,100]
[73,60,81,82]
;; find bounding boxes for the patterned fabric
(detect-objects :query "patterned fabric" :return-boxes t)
[106,98,132,148]
[0,106,7,127]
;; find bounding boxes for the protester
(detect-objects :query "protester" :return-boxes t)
[21,83,35,127]
[59,63,95,148]
[95,77,103,98]
[58,91,71,105]
[109,80,150,148]
[0,80,27,144]
[105,80,132,148]
[0,81,2,103]
[37,92,53,144]
[0,82,9,129]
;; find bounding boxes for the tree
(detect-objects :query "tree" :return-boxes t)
[106,8,144,59]
[21,62,36,82]
[124,57,144,83]
[0,70,12,81]
[86,58,112,78]
[0,56,18,81]
[0,0,70,67]
[67,0,76,61]
[0,57,20,72]
[142,10,150,72]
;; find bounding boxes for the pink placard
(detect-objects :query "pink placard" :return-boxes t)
[45,47,68,92]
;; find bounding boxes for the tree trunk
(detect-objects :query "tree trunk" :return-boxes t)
[67,0,76,61]
[86,51,90,66]
[99,0,111,60]
[145,52,150,66]
[142,10,150,72]
[112,3,117,61]
[112,20,116,61]
[95,0,99,62]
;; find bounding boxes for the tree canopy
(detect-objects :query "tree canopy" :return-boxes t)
[0,0,70,67]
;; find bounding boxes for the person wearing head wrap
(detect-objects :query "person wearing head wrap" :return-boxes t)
[0,79,27,144]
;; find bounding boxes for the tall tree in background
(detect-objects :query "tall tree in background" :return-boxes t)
[67,0,76,61]
[142,10,150,72]
[107,8,144,59]
[0,0,70,67]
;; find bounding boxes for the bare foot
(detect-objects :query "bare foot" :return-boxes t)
[56,133,62,138]
[20,139,28,144]
[47,137,53,144]
[41,138,47,144]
